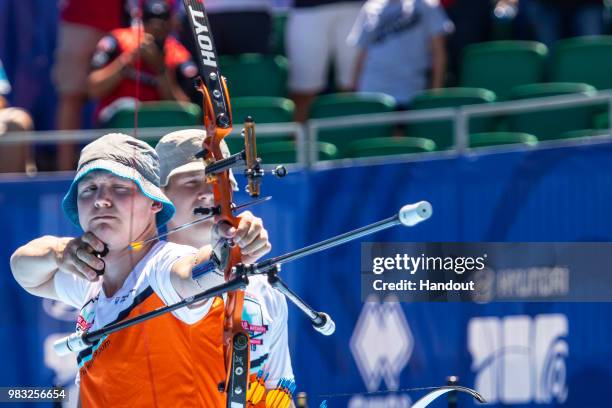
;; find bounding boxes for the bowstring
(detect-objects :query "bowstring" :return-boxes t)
[130,0,141,254]
[129,4,160,407]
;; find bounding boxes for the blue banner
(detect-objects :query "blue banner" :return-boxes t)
[2,142,612,407]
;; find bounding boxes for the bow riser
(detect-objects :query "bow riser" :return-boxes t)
[183,1,251,406]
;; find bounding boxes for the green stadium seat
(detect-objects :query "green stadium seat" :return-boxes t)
[551,36,612,90]
[224,135,244,155]
[559,129,610,139]
[100,101,202,145]
[224,97,296,153]
[257,140,339,164]
[231,96,294,124]
[408,87,496,109]
[309,92,396,155]
[102,101,202,129]
[469,132,538,148]
[404,87,497,150]
[505,82,596,140]
[220,54,288,97]
[460,41,548,99]
[508,82,595,99]
[593,112,609,129]
[223,136,293,154]
[345,137,437,158]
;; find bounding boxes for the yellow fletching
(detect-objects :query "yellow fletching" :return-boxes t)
[252,382,266,404]
[129,241,144,251]
[271,388,286,408]
[274,390,291,408]
[278,394,291,408]
[265,389,278,407]
[247,380,259,401]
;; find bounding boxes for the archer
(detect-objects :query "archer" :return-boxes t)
[156,128,296,407]
[10,132,271,407]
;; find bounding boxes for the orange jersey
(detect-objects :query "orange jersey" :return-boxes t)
[79,294,226,407]
[54,241,226,408]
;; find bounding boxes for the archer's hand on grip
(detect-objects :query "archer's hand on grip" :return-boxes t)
[58,232,108,281]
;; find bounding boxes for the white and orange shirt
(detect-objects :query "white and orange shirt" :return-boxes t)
[54,241,226,408]
[241,275,294,389]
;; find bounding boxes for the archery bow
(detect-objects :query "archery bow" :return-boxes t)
[182,0,267,405]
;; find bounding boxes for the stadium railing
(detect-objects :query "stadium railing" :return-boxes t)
[0,122,306,169]
[1,91,612,170]
[307,90,612,165]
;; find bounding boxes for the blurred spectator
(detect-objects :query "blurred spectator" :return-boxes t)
[512,0,604,49]
[53,0,127,170]
[286,0,364,122]
[88,0,192,125]
[348,0,454,108]
[0,60,36,175]
[179,0,273,56]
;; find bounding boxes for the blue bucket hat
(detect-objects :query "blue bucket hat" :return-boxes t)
[62,133,175,228]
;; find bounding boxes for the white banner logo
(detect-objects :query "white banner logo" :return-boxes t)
[468,314,569,404]
[350,298,413,392]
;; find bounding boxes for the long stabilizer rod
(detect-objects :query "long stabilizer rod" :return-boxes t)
[252,201,432,274]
